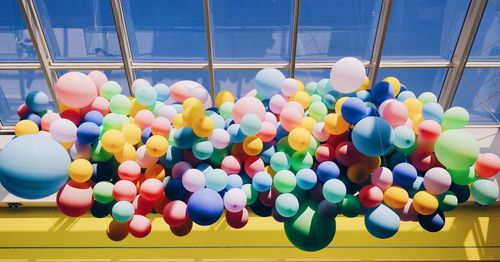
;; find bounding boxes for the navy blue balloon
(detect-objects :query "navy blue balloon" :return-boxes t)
[418,212,445,232]
[160,145,183,169]
[449,183,470,204]
[227,124,245,144]
[77,122,100,144]
[316,161,340,183]
[165,178,187,200]
[84,111,104,126]
[392,163,417,187]
[399,84,408,92]
[250,201,272,217]
[275,124,289,140]
[365,204,400,238]
[187,188,224,226]
[372,81,395,106]
[141,127,153,145]
[341,97,367,125]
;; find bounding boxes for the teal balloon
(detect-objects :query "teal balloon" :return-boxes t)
[111,201,135,223]
[192,139,214,160]
[135,85,157,106]
[25,90,49,113]
[434,129,479,170]
[255,68,285,99]
[322,179,346,203]
[174,127,198,149]
[109,94,132,115]
[153,83,169,101]
[0,134,70,199]
[365,204,400,238]
[240,113,261,136]
[393,126,416,154]
[471,179,499,206]
[275,193,299,217]
[284,199,336,251]
[422,102,444,123]
[270,152,290,171]
[352,117,394,157]
[205,169,228,192]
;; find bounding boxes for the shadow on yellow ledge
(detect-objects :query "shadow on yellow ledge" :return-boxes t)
[0,205,498,261]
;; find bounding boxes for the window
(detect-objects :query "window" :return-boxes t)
[376,68,447,96]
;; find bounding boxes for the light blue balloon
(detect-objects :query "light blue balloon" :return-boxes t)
[252,171,272,192]
[227,124,245,144]
[393,126,416,154]
[112,201,135,223]
[352,117,394,157]
[296,168,317,190]
[259,143,275,164]
[135,85,157,106]
[397,91,416,102]
[226,174,243,190]
[275,193,299,218]
[322,179,346,203]
[192,139,214,160]
[255,68,285,99]
[356,90,371,102]
[206,168,228,192]
[365,204,400,238]
[422,102,444,123]
[208,112,225,129]
[305,82,318,94]
[0,134,70,199]
[154,83,170,101]
[196,163,213,176]
[240,113,261,136]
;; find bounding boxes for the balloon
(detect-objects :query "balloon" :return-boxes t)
[269,94,287,114]
[215,90,235,107]
[208,128,230,149]
[205,168,228,192]
[383,76,401,95]
[50,118,77,142]
[471,179,499,206]
[0,134,70,199]
[288,127,311,151]
[68,159,93,183]
[371,167,393,191]
[383,186,409,209]
[393,125,416,154]
[112,201,135,223]
[240,113,261,136]
[93,181,114,204]
[145,135,168,157]
[252,171,272,192]
[192,139,214,160]
[14,120,39,136]
[226,208,249,229]
[26,90,49,113]
[224,188,247,212]
[255,68,286,99]
[101,129,126,153]
[392,163,417,187]
[118,160,141,181]
[56,181,93,217]
[330,57,365,93]
[372,81,394,106]
[113,180,137,202]
[163,200,188,227]
[437,191,458,212]
[134,109,155,130]
[242,136,263,156]
[140,178,163,201]
[109,94,132,115]
[322,179,346,203]
[475,153,500,178]
[382,100,408,128]
[341,97,366,125]
[89,96,110,115]
[434,129,479,170]
[359,185,383,208]
[232,96,266,123]
[153,83,169,102]
[316,161,340,182]
[412,191,438,215]
[100,81,122,100]
[281,78,299,96]
[182,168,206,192]
[417,120,441,141]
[135,85,157,106]
[418,211,445,232]
[274,170,296,193]
[270,152,290,171]
[55,72,97,108]
[76,122,100,145]
[365,204,400,238]
[41,111,61,131]
[289,91,311,109]
[340,195,361,217]
[128,215,152,238]
[441,107,469,130]
[187,188,224,226]
[88,70,108,92]
[352,117,394,157]
[275,193,299,217]
[423,167,451,195]
[296,168,317,190]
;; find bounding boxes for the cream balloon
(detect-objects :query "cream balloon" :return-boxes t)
[330,57,366,93]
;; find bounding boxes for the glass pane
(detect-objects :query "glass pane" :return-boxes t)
[0,70,55,125]
[211,0,293,62]
[294,69,331,84]
[136,70,210,92]
[382,0,469,61]
[469,0,500,61]
[452,68,499,124]
[0,1,37,62]
[297,0,381,62]
[57,70,130,96]
[376,68,447,96]
[122,0,207,62]
[34,0,121,61]
[215,69,290,98]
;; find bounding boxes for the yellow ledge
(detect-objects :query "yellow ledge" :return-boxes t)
[0,205,498,261]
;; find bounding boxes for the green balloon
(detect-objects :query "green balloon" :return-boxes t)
[109,94,132,115]
[284,199,336,251]
[209,147,228,165]
[242,183,258,205]
[441,107,469,130]
[310,94,322,103]
[93,181,114,204]
[291,151,314,170]
[100,81,122,100]
[91,141,113,162]
[274,170,296,193]
[437,191,458,212]
[306,138,318,155]
[449,167,476,185]
[103,113,126,131]
[111,201,134,223]
[192,139,214,160]
[308,101,328,121]
[434,129,479,170]
[418,92,438,105]
[471,179,499,206]
[394,126,416,154]
[219,102,234,119]
[276,137,294,156]
[305,82,318,94]
[270,152,291,171]
[275,193,299,217]
[340,194,361,217]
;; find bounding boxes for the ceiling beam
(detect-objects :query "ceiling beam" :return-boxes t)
[367,0,393,85]
[203,0,216,104]
[289,0,301,78]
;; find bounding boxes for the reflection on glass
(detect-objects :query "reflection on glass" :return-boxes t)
[136,70,210,91]
[297,0,381,62]
[215,70,290,98]
[0,1,37,62]
[376,68,447,96]
[294,69,331,84]
[211,0,293,62]
[452,68,499,124]
[57,70,130,96]
[122,0,207,62]
[34,0,121,61]
[0,70,55,125]
[469,0,500,61]
[382,0,469,61]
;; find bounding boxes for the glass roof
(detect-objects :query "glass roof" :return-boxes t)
[0,0,498,126]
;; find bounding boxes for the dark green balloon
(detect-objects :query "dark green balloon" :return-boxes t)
[284,199,336,251]
[437,191,458,212]
[340,194,361,217]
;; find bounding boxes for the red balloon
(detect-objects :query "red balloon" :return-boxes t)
[153,193,169,214]
[335,141,363,166]
[226,208,249,229]
[170,219,193,237]
[475,153,500,178]
[133,195,154,216]
[244,156,264,178]
[60,109,82,126]
[107,220,129,241]
[359,185,383,208]
[113,180,137,202]
[56,181,93,217]
[140,178,164,201]
[315,144,335,163]
[128,215,152,238]
[326,131,349,150]
[417,120,441,141]
[163,200,189,227]
[259,188,278,207]
[411,150,436,172]
[17,103,29,118]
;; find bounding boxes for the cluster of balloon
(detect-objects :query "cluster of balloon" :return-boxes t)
[0,57,498,251]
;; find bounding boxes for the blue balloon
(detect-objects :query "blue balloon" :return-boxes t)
[227,124,245,144]
[365,204,400,238]
[160,145,183,169]
[252,171,272,192]
[135,85,157,106]
[408,176,424,197]
[418,212,445,232]
[259,143,275,164]
[341,97,367,125]
[399,84,408,93]
[141,127,153,145]
[352,117,394,157]
[422,102,444,123]
[275,123,289,140]
[255,68,286,99]
[187,188,224,226]
[323,92,337,110]
[316,161,340,183]
[196,163,213,176]
[84,111,104,126]
[296,168,317,190]
[356,90,371,102]
[365,102,378,117]
[397,90,416,102]
[208,113,225,129]
[0,134,70,199]
[372,81,394,105]
[77,122,100,144]
[392,163,418,187]
[21,113,41,127]
[174,127,197,149]
[318,199,339,219]
[226,174,243,190]
[153,83,170,102]
[25,90,49,113]
[164,178,187,200]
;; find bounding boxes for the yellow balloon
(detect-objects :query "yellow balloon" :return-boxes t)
[15,120,39,136]
[296,80,305,92]
[403,97,422,118]
[59,102,79,113]
[215,90,235,108]
[288,127,312,151]
[129,99,147,117]
[182,97,204,125]
[145,164,166,180]
[383,186,409,209]
[383,76,401,95]
[357,76,370,91]
[192,115,214,138]
[60,141,74,150]
[242,136,263,156]
[121,123,142,145]
[334,97,349,114]
[172,113,185,128]
[412,190,438,215]
[101,129,126,153]
[347,163,370,184]
[114,143,136,163]
[411,114,424,133]
[146,135,168,157]
[301,117,317,132]
[289,91,311,109]
[324,113,349,135]
[68,159,93,183]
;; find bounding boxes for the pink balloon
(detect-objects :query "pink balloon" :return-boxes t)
[49,118,77,142]
[158,105,178,121]
[151,117,171,137]
[134,110,155,130]
[417,120,441,141]
[182,169,205,192]
[118,160,141,181]
[258,121,276,142]
[378,99,395,117]
[221,155,241,175]
[113,180,137,202]
[279,106,303,131]
[371,167,393,191]
[87,96,110,115]
[88,71,108,92]
[269,94,287,114]
[281,78,299,97]
[312,122,329,142]
[223,188,247,212]
[232,96,266,123]
[170,82,190,102]
[382,100,408,128]
[423,167,451,195]
[244,156,264,178]
[41,111,61,131]
[140,178,164,201]
[135,145,159,168]
[128,215,152,238]
[264,112,277,123]
[55,72,98,108]
[208,128,230,149]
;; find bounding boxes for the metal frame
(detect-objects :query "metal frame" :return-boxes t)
[0,0,499,128]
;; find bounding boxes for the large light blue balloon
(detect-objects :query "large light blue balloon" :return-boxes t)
[0,134,70,199]
[352,117,394,157]
[255,68,285,99]
[365,204,400,238]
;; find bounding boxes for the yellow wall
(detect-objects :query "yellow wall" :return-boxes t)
[0,205,498,261]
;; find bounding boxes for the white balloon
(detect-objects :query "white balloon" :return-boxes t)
[131,78,151,95]
[330,57,366,93]
[49,118,77,142]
